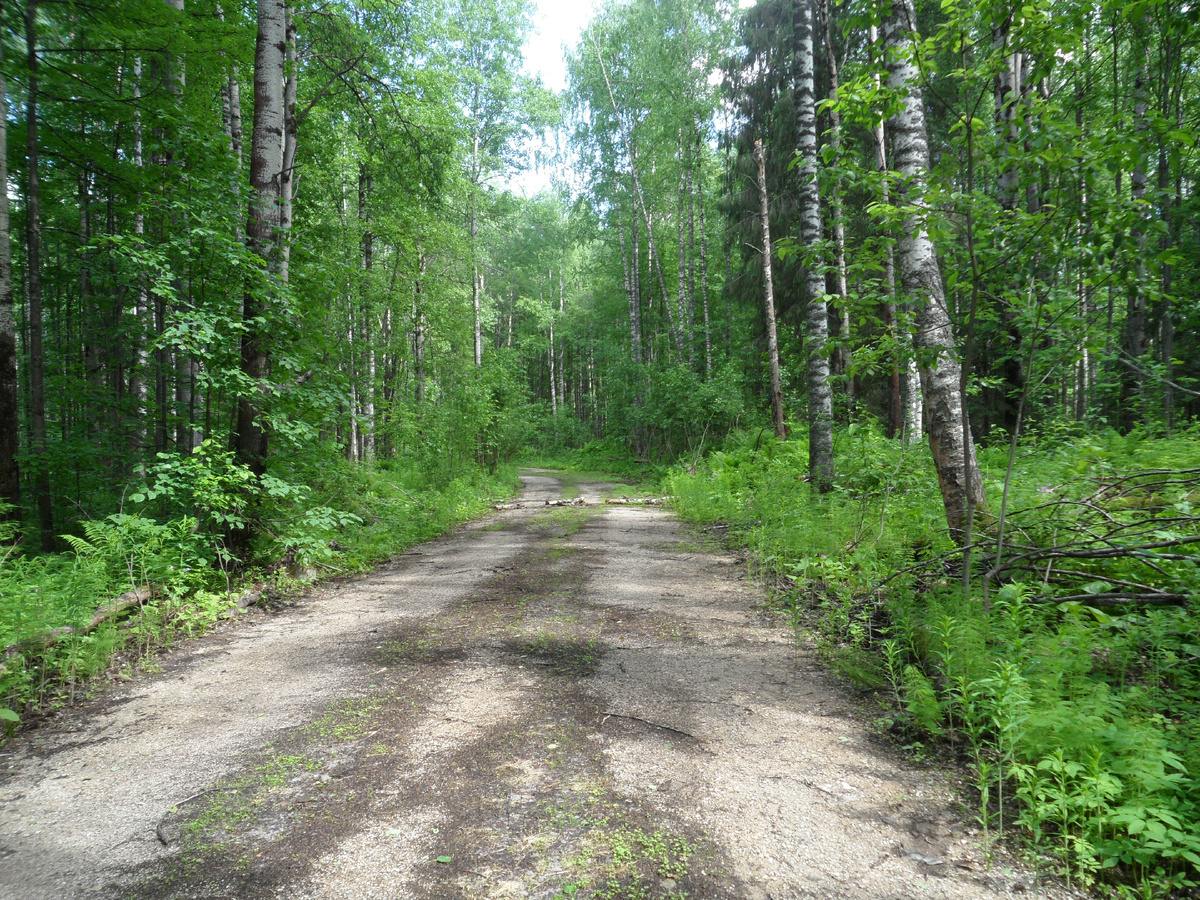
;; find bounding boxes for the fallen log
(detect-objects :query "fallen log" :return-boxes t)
[491,498,590,510]
[604,497,666,506]
[1,584,153,674]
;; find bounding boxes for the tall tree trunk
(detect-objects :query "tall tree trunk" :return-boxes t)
[557,272,565,406]
[753,140,786,441]
[618,196,641,365]
[593,36,684,361]
[279,6,297,284]
[236,0,286,483]
[129,58,151,455]
[25,0,53,549]
[549,320,558,418]
[817,0,852,405]
[471,127,483,369]
[993,20,1020,212]
[884,0,983,540]
[359,163,374,459]
[696,142,711,378]
[869,24,916,442]
[683,132,695,370]
[217,2,244,168]
[0,34,18,520]
[413,250,426,404]
[796,0,833,490]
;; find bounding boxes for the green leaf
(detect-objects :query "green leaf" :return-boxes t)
[0,708,20,723]
[436,855,452,864]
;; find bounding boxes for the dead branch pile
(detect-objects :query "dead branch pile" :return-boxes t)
[986,468,1200,606]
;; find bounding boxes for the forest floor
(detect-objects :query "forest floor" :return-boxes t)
[0,471,1081,900]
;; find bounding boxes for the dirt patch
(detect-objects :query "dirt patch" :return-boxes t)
[0,471,1081,900]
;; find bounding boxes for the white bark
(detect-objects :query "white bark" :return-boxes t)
[884,0,983,537]
[795,0,833,490]
[753,140,786,441]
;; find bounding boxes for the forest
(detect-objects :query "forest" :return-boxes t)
[1,0,1198,895]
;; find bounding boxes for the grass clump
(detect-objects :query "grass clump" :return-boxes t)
[668,423,1200,895]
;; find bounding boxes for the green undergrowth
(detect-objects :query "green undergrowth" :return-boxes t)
[668,423,1200,897]
[0,450,517,736]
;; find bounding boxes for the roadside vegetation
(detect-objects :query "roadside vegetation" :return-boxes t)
[0,451,516,729]
[669,424,1200,896]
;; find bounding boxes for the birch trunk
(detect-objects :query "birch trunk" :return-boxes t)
[817,0,852,403]
[413,250,426,404]
[753,140,786,441]
[795,0,833,490]
[236,0,286,479]
[471,133,482,368]
[279,6,297,283]
[677,137,691,369]
[130,58,150,451]
[697,145,711,377]
[549,320,558,418]
[0,35,18,518]
[870,24,919,442]
[557,273,565,406]
[884,0,982,539]
[617,197,641,365]
[359,164,374,459]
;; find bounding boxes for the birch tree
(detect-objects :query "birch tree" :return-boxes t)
[794,0,833,490]
[883,0,983,538]
[235,0,287,481]
[754,140,786,441]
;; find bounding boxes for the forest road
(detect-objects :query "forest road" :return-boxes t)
[0,470,1074,900]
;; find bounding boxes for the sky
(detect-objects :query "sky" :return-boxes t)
[505,0,602,196]
[520,0,602,94]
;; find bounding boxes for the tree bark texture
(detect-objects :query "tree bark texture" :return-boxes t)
[794,0,833,490]
[618,197,642,365]
[884,0,983,538]
[753,140,786,441]
[869,24,919,443]
[236,0,287,480]
[279,6,298,284]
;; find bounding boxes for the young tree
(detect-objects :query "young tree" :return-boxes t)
[754,140,786,441]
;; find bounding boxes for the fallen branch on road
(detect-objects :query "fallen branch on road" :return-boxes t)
[600,712,699,742]
[492,498,590,510]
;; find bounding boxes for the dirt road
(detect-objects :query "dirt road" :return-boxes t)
[0,471,1069,900]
